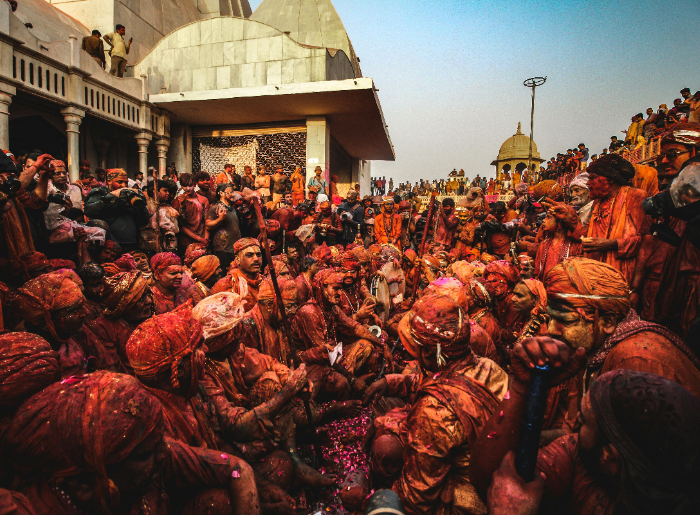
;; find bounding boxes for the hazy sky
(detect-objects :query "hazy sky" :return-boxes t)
[249,0,700,183]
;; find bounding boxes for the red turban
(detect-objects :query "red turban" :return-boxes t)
[191,255,220,282]
[340,252,361,271]
[192,292,245,345]
[233,238,260,256]
[149,252,182,282]
[399,294,471,366]
[403,249,417,263]
[0,332,59,407]
[351,247,371,265]
[127,302,203,388]
[49,258,76,271]
[13,251,50,278]
[544,257,630,317]
[521,278,547,316]
[13,272,84,342]
[102,253,137,277]
[485,260,519,287]
[7,371,163,513]
[184,243,208,267]
[102,270,150,318]
[312,242,333,266]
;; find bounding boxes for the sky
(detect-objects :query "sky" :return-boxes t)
[249,0,700,184]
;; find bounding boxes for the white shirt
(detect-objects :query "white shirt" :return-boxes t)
[45,183,83,230]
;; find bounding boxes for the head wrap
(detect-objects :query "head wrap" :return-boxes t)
[450,261,475,284]
[425,277,468,311]
[520,279,547,316]
[192,292,245,345]
[660,122,700,147]
[399,294,471,366]
[105,168,127,183]
[271,259,289,278]
[13,272,84,342]
[0,332,59,407]
[569,172,590,190]
[532,180,563,200]
[102,240,123,256]
[126,302,203,388]
[398,200,411,212]
[485,260,519,287]
[351,247,371,265]
[586,154,636,186]
[102,270,149,318]
[258,277,276,301]
[382,196,394,204]
[544,257,630,317]
[233,238,260,256]
[184,243,208,267]
[7,371,163,513]
[13,251,51,278]
[468,278,492,307]
[340,252,361,271]
[313,268,343,306]
[149,252,182,282]
[279,276,299,302]
[49,258,76,271]
[312,242,333,266]
[422,254,441,272]
[589,370,700,514]
[102,253,137,277]
[403,249,417,264]
[191,255,220,282]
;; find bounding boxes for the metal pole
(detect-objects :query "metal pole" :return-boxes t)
[523,77,547,175]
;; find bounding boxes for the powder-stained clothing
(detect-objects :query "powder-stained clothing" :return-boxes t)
[239,304,291,365]
[434,211,460,248]
[374,212,402,247]
[390,356,509,515]
[87,316,137,373]
[210,269,261,312]
[584,186,647,284]
[172,192,209,248]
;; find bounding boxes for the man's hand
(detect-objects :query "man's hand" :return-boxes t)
[581,237,618,253]
[73,226,87,241]
[487,452,545,515]
[362,377,388,405]
[217,205,227,220]
[33,154,56,172]
[511,337,586,387]
[351,373,374,393]
[282,364,308,397]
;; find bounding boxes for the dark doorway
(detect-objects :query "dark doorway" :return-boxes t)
[9,116,66,160]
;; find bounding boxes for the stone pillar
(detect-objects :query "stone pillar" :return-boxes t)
[60,107,85,182]
[305,116,331,193]
[135,132,152,179]
[0,91,12,151]
[155,139,170,178]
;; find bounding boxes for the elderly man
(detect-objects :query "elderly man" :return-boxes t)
[581,154,646,284]
[291,269,385,401]
[473,365,700,515]
[44,160,83,235]
[84,168,150,251]
[148,252,185,314]
[211,238,263,311]
[544,257,700,438]
[374,197,402,248]
[364,294,508,514]
[568,172,594,225]
[87,269,153,372]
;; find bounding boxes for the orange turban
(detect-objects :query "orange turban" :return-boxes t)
[102,270,149,318]
[105,168,127,183]
[126,302,203,388]
[191,255,220,282]
[184,243,208,267]
[485,261,519,287]
[0,332,59,407]
[544,257,630,317]
[233,238,260,256]
[533,180,563,200]
[520,278,547,316]
[13,272,84,342]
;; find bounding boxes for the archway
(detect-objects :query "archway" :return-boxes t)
[515,162,528,172]
[9,116,66,161]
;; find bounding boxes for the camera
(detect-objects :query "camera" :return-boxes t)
[0,174,21,196]
[340,211,354,222]
[366,207,375,217]
[47,192,68,205]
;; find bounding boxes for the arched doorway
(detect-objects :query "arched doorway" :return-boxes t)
[9,116,66,161]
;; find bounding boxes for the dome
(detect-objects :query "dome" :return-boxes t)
[497,122,540,161]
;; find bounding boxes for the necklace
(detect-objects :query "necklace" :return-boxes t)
[342,288,360,314]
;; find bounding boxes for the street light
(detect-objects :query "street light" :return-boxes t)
[523,76,547,173]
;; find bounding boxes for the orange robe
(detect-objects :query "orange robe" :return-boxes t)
[210,269,261,312]
[632,164,659,197]
[584,186,646,284]
[374,212,402,247]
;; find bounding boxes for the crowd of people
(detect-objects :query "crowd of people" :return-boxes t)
[1,111,700,515]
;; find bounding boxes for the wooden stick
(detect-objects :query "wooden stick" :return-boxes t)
[152,167,162,253]
[410,191,438,300]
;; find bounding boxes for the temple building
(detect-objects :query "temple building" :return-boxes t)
[490,122,544,180]
[0,0,394,194]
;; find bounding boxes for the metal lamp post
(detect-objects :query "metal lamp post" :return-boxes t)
[523,76,547,174]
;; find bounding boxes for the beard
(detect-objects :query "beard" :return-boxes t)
[571,194,589,207]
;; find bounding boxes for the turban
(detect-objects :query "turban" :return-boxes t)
[106,168,127,183]
[398,201,411,212]
[403,249,417,263]
[450,261,475,284]
[102,253,137,277]
[127,302,203,388]
[16,251,50,276]
[49,258,75,271]
[312,242,333,265]
[569,172,590,190]
[313,268,343,304]
[319,200,331,210]
[586,154,635,186]
[0,332,59,407]
[13,272,84,342]
[340,252,361,271]
[183,243,208,267]
[425,277,468,311]
[102,270,149,318]
[532,180,563,200]
[485,261,519,287]
[233,238,260,256]
[589,370,700,513]
[468,278,492,308]
[7,371,163,513]
[192,292,245,346]
[191,255,220,282]
[102,240,123,256]
[149,252,182,281]
[351,247,371,265]
[272,259,289,277]
[258,277,276,301]
[520,278,547,316]
[52,268,83,288]
[544,257,630,317]
[279,276,299,302]
[422,255,441,271]
[382,196,394,204]
[399,294,471,366]
[660,122,700,147]
[480,253,497,264]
